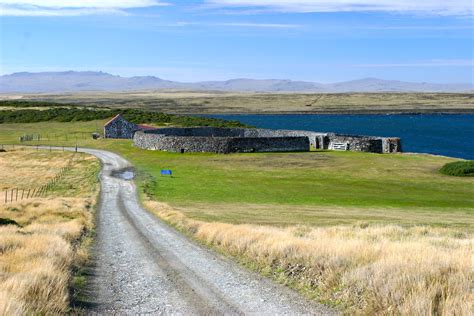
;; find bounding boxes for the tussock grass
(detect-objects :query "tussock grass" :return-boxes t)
[146,201,473,315]
[0,149,99,314]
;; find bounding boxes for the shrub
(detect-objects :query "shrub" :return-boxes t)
[0,101,249,128]
[439,160,474,177]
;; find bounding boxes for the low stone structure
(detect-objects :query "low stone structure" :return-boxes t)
[133,127,401,154]
[326,134,402,153]
[134,131,310,153]
[103,115,402,154]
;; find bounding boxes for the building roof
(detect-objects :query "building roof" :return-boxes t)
[137,124,157,131]
[104,114,123,127]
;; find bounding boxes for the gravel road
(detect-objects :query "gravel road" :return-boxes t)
[74,148,336,315]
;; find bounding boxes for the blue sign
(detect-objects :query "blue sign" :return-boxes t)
[161,169,172,176]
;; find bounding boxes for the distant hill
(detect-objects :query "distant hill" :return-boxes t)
[0,71,471,93]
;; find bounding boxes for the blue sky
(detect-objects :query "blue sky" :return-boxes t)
[0,1,473,83]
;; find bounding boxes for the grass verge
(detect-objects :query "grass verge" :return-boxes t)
[0,149,99,314]
[145,201,473,315]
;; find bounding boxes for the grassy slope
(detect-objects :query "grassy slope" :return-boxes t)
[0,121,472,228]
[0,149,100,314]
[16,92,474,114]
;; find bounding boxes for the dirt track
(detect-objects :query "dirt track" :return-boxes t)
[75,148,336,314]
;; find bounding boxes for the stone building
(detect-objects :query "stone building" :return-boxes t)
[103,114,155,139]
[103,115,402,154]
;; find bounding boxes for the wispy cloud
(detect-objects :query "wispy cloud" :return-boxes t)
[0,0,169,16]
[205,0,473,17]
[168,21,303,28]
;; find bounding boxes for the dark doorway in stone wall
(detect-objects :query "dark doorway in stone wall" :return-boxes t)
[180,148,185,154]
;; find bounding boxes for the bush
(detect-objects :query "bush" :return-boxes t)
[439,160,474,177]
[0,101,249,128]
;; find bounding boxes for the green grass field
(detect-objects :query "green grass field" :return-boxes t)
[1,120,473,228]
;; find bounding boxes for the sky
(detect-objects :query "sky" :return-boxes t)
[0,0,473,84]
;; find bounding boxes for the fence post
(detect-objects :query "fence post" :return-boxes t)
[15,188,18,201]
[10,189,13,202]
[4,190,7,203]
[21,189,24,200]
[26,189,31,199]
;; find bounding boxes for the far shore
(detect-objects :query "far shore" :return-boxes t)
[184,109,474,115]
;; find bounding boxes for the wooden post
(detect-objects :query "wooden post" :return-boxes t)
[21,189,24,200]
[26,189,31,199]
[16,188,18,201]
[10,189,13,202]
[4,190,7,204]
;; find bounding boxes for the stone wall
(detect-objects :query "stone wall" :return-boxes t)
[328,135,382,153]
[133,127,401,154]
[133,131,309,153]
[382,137,402,153]
[134,133,231,153]
[144,127,328,149]
[327,134,402,153]
[227,137,309,153]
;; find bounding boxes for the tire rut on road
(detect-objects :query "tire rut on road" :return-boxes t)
[71,148,337,315]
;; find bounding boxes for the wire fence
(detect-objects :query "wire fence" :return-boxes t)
[2,147,77,204]
[19,132,95,143]
[0,144,78,152]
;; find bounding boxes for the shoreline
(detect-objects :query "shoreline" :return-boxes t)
[185,109,474,115]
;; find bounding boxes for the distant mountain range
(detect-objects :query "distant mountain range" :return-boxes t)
[0,71,472,93]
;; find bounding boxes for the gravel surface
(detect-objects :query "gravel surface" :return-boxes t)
[74,148,337,315]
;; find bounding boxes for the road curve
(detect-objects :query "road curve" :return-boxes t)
[72,148,336,315]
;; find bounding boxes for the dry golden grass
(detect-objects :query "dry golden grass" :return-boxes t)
[146,201,473,315]
[0,148,74,190]
[0,149,99,314]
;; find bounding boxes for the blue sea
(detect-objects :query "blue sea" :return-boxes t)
[206,114,474,159]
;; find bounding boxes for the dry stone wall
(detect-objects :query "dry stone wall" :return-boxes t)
[144,127,328,149]
[132,126,401,154]
[133,131,309,153]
